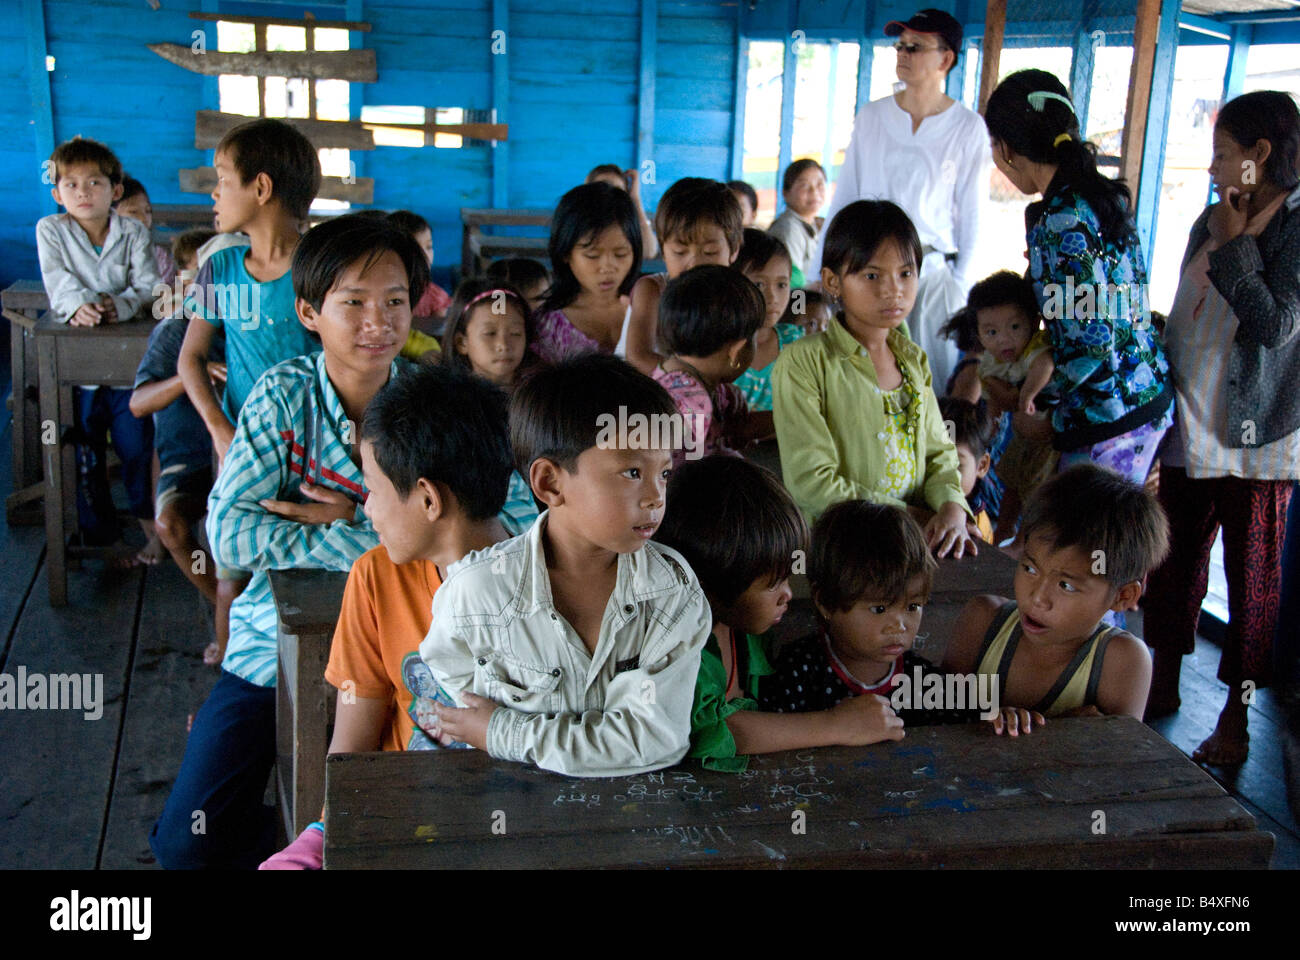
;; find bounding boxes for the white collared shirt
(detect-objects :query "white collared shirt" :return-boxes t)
[36,210,161,320]
[419,510,711,777]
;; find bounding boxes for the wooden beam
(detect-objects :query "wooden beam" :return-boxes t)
[856,39,874,114]
[729,14,749,182]
[362,120,508,141]
[307,24,317,120]
[492,0,509,208]
[254,22,267,117]
[636,0,657,184]
[180,167,374,204]
[24,0,56,218]
[1132,0,1181,255]
[1222,23,1252,102]
[777,35,797,201]
[189,11,371,32]
[148,43,377,82]
[1069,21,1097,134]
[197,111,376,150]
[1120,0,1161,194]
[977,0,1007,113]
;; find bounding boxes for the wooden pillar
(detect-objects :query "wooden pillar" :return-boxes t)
[491,0,509,208]
[23,0,56,216]
[729,1,748,181]
[636,0,657,183]
[777,34,797,202]
[977,0,1005,113]
[1124,0,1180,255]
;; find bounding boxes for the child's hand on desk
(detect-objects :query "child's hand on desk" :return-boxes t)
[259,481,357,524]
[98,294,118,322]
[926,501,979,559]
[990,706,1046,736]
[70,300,105,326]
[432,691,496,751]
[830,693,905,746]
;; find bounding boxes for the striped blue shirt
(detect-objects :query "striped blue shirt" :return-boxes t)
[207,351,409,687]
[499,470,540,536]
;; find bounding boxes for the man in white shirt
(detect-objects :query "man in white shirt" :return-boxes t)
[815,9,990,390]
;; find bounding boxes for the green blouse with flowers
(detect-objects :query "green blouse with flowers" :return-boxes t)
[771,316,970,522]
[688,629,775,772]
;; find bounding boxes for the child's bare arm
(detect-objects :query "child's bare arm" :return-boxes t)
[625,276,663,375]
[1018,350,1055,414]
[328,694,390,754]
[1092,631,1152,720]
[942,594,1005,673]
[178,316,235,458]
[129,375,187,418]
[727,695,904,753]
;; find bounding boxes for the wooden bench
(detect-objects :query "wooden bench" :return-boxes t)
[324,716,1272,868]
[269,568,349,838]
[2,281,49,525]
[460,207,552,279]
[32,312,156,605]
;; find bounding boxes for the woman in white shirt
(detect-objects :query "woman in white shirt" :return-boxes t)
[814,8,990,390]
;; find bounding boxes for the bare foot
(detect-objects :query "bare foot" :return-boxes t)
[1192,728,1250,766]
[203,641,225,667]
[135,535,166,566]
[109,545,143,570]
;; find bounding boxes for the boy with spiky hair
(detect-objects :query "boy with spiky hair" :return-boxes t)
[945,462,1170,734]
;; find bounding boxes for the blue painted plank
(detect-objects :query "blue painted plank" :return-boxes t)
[1134,0,1181,262]
[777,35,796,202]
[729,3,747,182]
[492,0,508,207]
[25,0,56,218]
[637,0,657,179]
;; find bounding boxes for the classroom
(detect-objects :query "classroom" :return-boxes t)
[1,0,1298,878]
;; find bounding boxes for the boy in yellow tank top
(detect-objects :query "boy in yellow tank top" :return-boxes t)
[944,463,1170,734]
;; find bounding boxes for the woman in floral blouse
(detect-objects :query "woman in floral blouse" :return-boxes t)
[983,70,1172,484]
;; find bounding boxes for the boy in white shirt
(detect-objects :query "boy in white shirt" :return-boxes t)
[423,354,712,776]
[36,136,162,557]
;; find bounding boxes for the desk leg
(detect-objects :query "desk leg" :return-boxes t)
[37,337,67,606]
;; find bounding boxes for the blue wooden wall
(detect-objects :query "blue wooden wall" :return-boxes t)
[4,0,1299,288]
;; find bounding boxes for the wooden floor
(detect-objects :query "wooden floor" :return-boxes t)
[1,359,1297,869]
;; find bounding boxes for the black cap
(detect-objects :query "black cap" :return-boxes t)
[884,8,963,53]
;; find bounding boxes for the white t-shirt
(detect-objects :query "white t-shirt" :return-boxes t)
[815,94,990,290]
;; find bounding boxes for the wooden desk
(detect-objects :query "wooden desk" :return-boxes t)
[2,281,50,523]
[269,568,349,838]
[33,313,155,605]
[460,207,552,279]
[325,716,1273,869]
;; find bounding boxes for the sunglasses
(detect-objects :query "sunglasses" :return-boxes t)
[894,41,948,55]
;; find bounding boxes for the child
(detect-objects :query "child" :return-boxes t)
[937,396,995,544]
[760,500,982,725]
[585,163,659,258]
[767,158,827,288]
[486,257,551,314]
[654,264,765,465]
[178,117,322,467]
[261,364,515,870]
[784,286,833,336]
[440,277,541,535]
[727,179,759,227]
[149,213,423,869]
[36,136,162,557]
[129,302,225,607]
[772,199,979,559]
[115,175,176,286]
[624,177,744,375]
[172,228,217,284]
[421,354,712,776]
[944,463,1170,734]
[655,457,904,772]
[533,181,642,363]
[733,228,804,412]
[386,209,452,323]
[944,271,1059,544]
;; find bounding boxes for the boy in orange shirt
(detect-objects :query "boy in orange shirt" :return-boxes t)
[261,363,513,869]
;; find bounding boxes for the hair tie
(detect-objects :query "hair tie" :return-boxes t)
[1027,90,1077,115]
[467,288,523,308]
[1053,132,1073,148]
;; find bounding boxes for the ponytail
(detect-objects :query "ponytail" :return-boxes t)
[985,69,1136,245]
